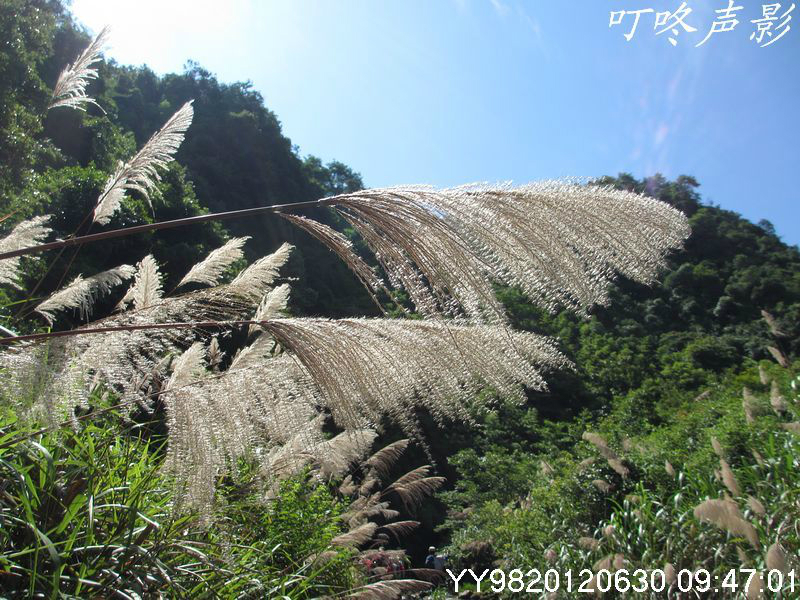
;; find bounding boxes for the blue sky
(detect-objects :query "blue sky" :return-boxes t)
[71,0,799,246]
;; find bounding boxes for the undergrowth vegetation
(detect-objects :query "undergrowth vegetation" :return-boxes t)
[444,358,800,598]
[0,401,363,598]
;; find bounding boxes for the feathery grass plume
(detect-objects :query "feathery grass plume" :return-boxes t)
[720,458,741,497]
[379,520,419,542]
[579,457,596,470]
[766,543,789,573]
[93,102,194,224]
[582,431,620,462]
[664,563,677,585]
[579,536,601,551]
[758,364,770,385]
[229,242,293,302]
[781,422,800,435]
[49,26,109,111]
[117,255,163,311]
[347,579,432,600]
[593,555,614,572]
[693,498,760,549]
[315,429,378,479]
[592,479,613,494]
[35,265,135,324]
[737,546,750,564]
[161,342,216,511]
[385,465,446,512]
[711,436,725,458]
[206,336,224,371]
[664,460,676,477]
[248,283,290,337]
[389,474,445,512]
[540,460,555,477]
[260,317,571,432]
[176,236,250,288]
[0,216,51,288]
[331,522,378,548]
[747,496,766,516]
[285,181,689,322]
[364,439,410,480]
[770,380,788,414]
[761,309,787,338]
[743,387,758,424]
[278,213,383,295]
[767,346,790,368]
[607,458,629,478]
[746,572,764,600]
[1,247,296,434]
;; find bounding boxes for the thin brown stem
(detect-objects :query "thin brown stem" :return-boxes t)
[0,197,335,262]
[0,319,271,345]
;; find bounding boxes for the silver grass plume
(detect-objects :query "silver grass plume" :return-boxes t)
[283,181,690,322]
[766,542,789,573]
[747,496,766,516]
[93,102,194,224]
[248,283,290,337]
[260,317,571,432]
[592,479,613,494]
[746,572,764,600]
[782,422,800,435]
[767,346,790,368]
[347,579,432,600]
[761,309,787,338]
[229,242,293,302]
[579,537,601,551]
[117,255,163,311]
[49,26,109,111]
[161,342,214,510]
[35,265,134,325]
[759,364,770,385]
[364,439,410,480]
[693,498,760,549]
[207,336,224,371]
[386,465,445,511]
[711,436,725,458]
[278,213,383,293]
[315,429,378,479]
[1,246,294,429]
[0,216,51,288]
[176,236,250,288]
[331,522,377,548]
[743,387,759,424]
[380,520,419,541]
[720,458,741,496]
[770,380,787,414]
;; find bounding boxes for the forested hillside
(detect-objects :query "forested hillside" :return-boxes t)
[1,2,798,598]
[0,0,374,326]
